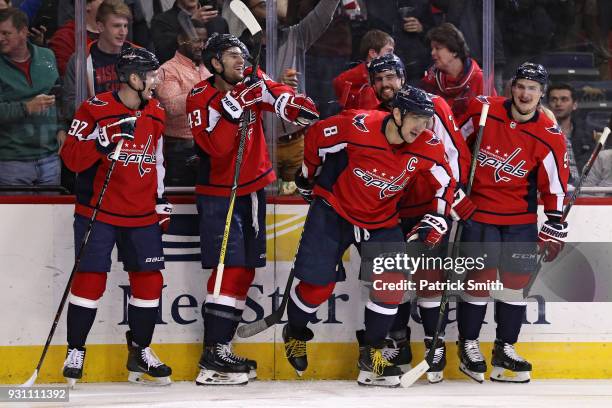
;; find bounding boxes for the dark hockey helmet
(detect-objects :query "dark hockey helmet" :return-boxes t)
[512,62,548,90]
[203,33,250,73]
[116,47,160,83]
[393,85,435,118]
[368,53,405,84]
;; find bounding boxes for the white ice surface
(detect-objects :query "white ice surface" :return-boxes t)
[6,380,612,408]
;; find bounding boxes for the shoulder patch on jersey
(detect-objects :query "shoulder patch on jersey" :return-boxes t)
[352,113,369,132]
[476,95,490,105]
[546,125,563,135]
[190,85,207,97]
[87,96,108,106]
[426,135,442,146]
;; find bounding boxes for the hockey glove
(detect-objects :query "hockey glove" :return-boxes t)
[156,198,173,234]
[294,168,314,203]
[406,214,448,249]
[221,79,263,121]
[96,116,136,155]
[450,188,477,221]
[274,93,319,126]
[537,219,569,262]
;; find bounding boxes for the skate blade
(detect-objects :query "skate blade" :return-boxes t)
[195,369,248,386]
[459,363,485,383]
[65,377,77,389]
[490,367,530,383]
[128,371,172,386]
[427,371,444,384]
[400,360,429,388]
[357,371,400,388]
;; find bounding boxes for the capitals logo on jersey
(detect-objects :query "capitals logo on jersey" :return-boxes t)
[87,96,108,107]
[352,113,369,132]
[477,145,528,182]
[111,134,157,177]
[353,167,411,199]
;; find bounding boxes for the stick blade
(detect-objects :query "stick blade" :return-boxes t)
[237,318,270,338]
[400,360,429,388]
[21,370,38,388]
[229,0,262,36]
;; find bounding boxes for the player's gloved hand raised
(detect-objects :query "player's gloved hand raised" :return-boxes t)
[156,198,173,234]
[451,188,477,221]
[406,214,448,249]
[294,168,314,203]
[275,93,319,126]
[221,79,263,121]
[96,116,136,155]
[537,218,569,262]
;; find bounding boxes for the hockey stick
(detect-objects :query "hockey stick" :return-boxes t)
[237,206,312,338]
[212,0,263,298]
[522,125,611,298]
[401,102,490,387]
[22,138,128,387]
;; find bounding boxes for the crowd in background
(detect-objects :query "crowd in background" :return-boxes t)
[0,0,611,194]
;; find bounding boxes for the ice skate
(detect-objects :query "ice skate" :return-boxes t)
[283,324,314,376]
[63,347,86,388]
[457,337,487,383]
[490,339,532,383]
[382,334,412,373]
[357,343,402,387]
[196,343,249,385]
[126,331,172,386]
[228,341,258,380]
[424,336,446,383]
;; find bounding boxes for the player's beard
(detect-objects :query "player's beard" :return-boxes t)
[512,95,539,116]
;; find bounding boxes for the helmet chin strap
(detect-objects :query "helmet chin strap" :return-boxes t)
[393,114,411,144]
[127,73,148,106]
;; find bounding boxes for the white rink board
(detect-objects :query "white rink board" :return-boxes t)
[2,202,612,347]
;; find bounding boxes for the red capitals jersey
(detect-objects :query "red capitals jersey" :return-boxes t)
[186,69,295,196]
[399,95,469,218]
[332,62,379,110]
[304,110,454,229]
[61,92,166,227]
[459,96,569,225]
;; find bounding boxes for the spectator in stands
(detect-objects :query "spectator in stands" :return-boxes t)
[431,0,506,93]
[0,8,63,189]
[151,0,228,64]
[582,116,612,194]
[62,0,135,126]
[421,22,494,122]
[295,0,352,119]
[49,0,102,77]
[156,18,210,186]
[274,0,340,195]
[547,83,595,185]
[332,29,394,110]
[365,0,433,84]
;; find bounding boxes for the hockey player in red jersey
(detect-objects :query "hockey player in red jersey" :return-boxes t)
[369,54,474,382]
[185,33,318,385]
[60,48,172,387]
[456,63,569,383]
[284,85,455,387]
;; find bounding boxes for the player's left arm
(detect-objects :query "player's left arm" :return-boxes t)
[246,67,320,126]
[537,131,570,261]
[152,107,173,233]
